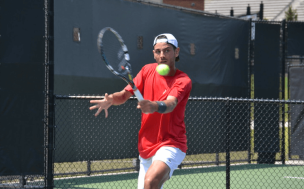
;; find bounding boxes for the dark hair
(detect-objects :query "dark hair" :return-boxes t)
[155,35,180,62]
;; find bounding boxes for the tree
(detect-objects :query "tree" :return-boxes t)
[285,5,298,21]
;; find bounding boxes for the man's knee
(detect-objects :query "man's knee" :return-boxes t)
[144,171,169,188]
[144,176,160,187]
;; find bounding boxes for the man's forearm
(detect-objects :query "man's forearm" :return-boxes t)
[109,90,132,106]
[162,99,177,113]
[154,96,178,114]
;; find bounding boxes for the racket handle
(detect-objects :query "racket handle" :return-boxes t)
[133,88,144,101]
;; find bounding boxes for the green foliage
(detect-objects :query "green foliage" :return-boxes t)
[285,5,298,21]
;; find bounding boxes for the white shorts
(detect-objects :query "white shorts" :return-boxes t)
[137,146,186,189]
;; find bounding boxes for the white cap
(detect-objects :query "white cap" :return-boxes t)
[153,33,178,48]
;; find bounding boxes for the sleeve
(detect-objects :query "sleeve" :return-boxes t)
[124,66,145,95]
[168,76,192,103]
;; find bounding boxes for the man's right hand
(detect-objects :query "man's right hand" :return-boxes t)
[89,93,113,118]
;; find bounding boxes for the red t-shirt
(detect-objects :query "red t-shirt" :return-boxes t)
[124,63,192,159]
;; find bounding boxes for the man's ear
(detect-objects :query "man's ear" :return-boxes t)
[175,47,180,57]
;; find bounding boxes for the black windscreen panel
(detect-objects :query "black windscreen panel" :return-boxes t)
[254,23,280,154]
[54,0,249,98]
[287,22,304,157]
[287,22,304,56]
[0,1,45,175]
[289,66,304,156]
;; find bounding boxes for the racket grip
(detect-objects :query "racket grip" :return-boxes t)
[133,88,144,101]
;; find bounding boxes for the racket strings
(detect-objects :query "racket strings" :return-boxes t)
[102,31,129,76]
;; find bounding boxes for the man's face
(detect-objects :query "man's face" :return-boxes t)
[153,43,179,68]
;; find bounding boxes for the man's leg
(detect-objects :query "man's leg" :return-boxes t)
[144,160,170,189]
[138,156,152,189]
[144,147,186,189]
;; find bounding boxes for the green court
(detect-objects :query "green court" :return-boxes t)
[54,164,304,189]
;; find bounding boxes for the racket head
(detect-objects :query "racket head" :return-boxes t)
[97,27,134,87]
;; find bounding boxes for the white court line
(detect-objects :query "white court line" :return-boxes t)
[284,176,304,180]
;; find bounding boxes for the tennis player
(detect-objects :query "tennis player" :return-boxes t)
[90,33,192,189]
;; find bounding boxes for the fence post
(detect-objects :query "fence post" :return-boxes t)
[87,160,92,176]
[19,175,26,187]
[47,94,55,189]
[259,1,264,20]
[230,7,234,17]
[247,4,251,15]
[136,158,140,171]
[225,98,231,189]
[281,19,286,165]
[248,18,253,164]
[46,0,55,188]
[216,153,220,166]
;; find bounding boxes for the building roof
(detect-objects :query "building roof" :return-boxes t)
[204,0,304,21]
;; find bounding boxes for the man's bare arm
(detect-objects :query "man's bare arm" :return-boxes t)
[109,90,133,105]
[89,90,133,117]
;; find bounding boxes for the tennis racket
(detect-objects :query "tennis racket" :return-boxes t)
[97,27,144,101]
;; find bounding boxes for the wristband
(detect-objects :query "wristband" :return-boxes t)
[156,101,167,113]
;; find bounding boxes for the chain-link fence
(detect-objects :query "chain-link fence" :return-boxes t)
[50,95,304,189]
[0,175,45,188]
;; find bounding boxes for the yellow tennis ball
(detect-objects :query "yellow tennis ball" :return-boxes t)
[156,64,170,76]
